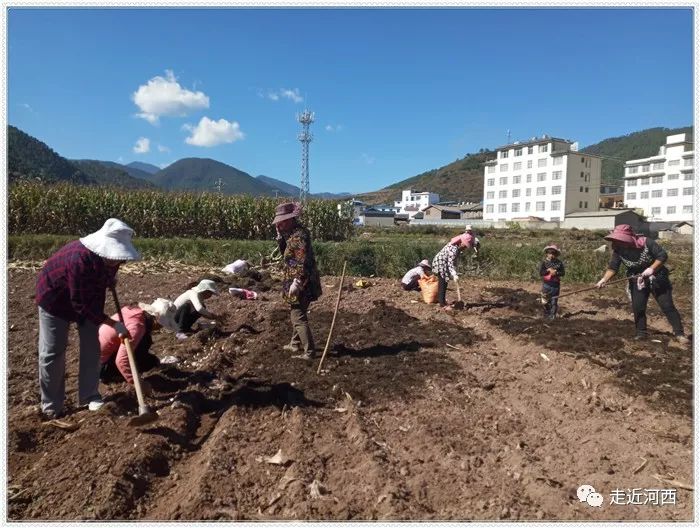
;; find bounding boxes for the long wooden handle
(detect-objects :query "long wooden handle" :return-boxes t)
[456,279,462,302]
[122,337,148,408]
[317,261,347,374]
[551,274,642,300]
[110,287,148,408]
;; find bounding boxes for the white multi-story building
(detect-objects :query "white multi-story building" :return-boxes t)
[394,189,440,219]
[482,136,602,222]
[623,133,695,222]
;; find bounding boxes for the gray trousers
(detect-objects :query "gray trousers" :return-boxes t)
[38,306,102,415]
[289,298,315,354]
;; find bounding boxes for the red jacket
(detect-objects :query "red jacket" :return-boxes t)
[98,306,147,384]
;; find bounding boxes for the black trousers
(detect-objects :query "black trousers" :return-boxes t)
[401,279,421,292]
[542,282,560,318]
[437,275,449,306]
[174,301,201,333]
[100,331,160,383]
[629,278,684,336]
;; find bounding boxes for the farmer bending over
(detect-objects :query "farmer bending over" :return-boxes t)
[464,225,481,257]
[431,225,475,311]
[595,224,688,345]
[173,280,222,338]
[36,218,140,420]
[99,298,177,394]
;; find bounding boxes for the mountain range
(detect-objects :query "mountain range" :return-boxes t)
[8,124,693,203]
[7,125,349,198]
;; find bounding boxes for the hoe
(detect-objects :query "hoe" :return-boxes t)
[110,287,159,427]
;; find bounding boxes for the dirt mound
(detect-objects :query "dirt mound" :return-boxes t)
[222,299,481,405]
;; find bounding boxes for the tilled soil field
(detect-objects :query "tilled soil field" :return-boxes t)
[7,265,694,520]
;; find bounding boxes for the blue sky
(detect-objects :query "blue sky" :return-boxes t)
[8,7,694,194]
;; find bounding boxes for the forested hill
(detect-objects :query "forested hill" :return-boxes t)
[581,126,693,184]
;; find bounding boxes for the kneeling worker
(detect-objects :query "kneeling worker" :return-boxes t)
[173,279,223,337]
[400,259,432,291]
[99,298,177,394]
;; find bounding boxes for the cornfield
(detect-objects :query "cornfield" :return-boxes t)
[9,182,354,241]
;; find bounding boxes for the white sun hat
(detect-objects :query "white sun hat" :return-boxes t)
[138,298,178,331]
[194,279,219,295]
[80,218,141,261]
[138,298,175,318]
[464,224,473,232]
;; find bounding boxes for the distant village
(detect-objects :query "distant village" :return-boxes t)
[342,133,694,238]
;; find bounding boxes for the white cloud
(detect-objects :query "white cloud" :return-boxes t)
[281,88,303,103]
[157,144,170,153]
[20,103,34,112]
[361,153,375,165]
[132,69,209,124]
[184,117,245,147]
[325,124,343,132]
[133,137,151,154]
[263,88,303,103]
[159,161,173,169]
[117,156,124,163]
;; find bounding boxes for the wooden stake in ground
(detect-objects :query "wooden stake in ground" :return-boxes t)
[317,261,347,374]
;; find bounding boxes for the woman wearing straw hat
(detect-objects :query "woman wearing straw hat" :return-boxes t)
[595,224,688,345]
[98,298,177,394]
[400,259,433,292]
[273,202,322,360]
[35,218,141,420]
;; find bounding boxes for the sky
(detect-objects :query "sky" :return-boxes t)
[8,7,694,194]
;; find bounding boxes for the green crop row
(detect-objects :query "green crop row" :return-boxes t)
[9,234,693,286]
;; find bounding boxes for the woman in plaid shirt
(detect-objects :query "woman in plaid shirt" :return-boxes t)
[35,219,140,420]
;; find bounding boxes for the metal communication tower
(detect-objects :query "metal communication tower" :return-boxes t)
[214,177,225,194]
[297,109,314,203]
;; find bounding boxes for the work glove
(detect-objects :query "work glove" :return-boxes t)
[641,267,655,278]
[451,272,459,281]
[595,278,607,289]
[114,321,130,339]
[288,278,302,298]
[636,276,647,291]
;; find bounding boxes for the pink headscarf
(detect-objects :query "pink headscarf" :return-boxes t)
[450,232,474,248]
[604,224,646,249]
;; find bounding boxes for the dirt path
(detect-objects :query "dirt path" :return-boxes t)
[7,268,693,520]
